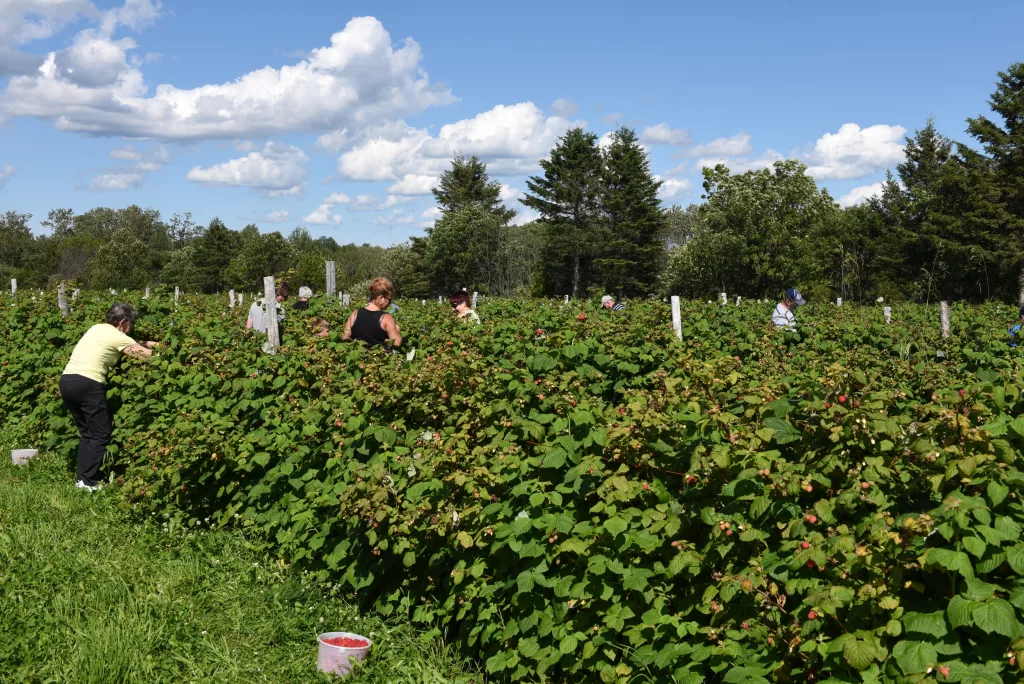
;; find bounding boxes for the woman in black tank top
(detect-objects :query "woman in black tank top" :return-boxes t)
[342,277,403,349]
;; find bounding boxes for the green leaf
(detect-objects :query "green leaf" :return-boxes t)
[961,535,987,559]
[604,516,628,538]
[947,596,977,628]
[987,480,1009,507]
[763,417,800,444]
[926,548,975,579]
[972,598,1018,637]
[843,637,879,671]
[541,448,567,469]
[1006,544,1024,574]
[902,611,947,638]
[962,578,994,602]
[559,634,578,655]
[892,640,937,675]
[748,496,769,518]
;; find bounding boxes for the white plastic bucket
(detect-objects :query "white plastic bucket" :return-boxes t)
[11,449,37,465]
[317,632,372,677]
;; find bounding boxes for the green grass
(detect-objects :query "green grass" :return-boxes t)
[0,435,480,684]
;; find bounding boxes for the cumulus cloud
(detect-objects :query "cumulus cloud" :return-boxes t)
[303,204,342,225]
[695,149,784,174]
[186,142,307,197]
[801,124,906,180]
[639,123,691,146]
[838,181,884,208]
[340,102,576,186]
[498,184,520,202]
[262,209,290,223]
[89,141,167,190]
[550,97,578,118]
[0,163,16,189]
[0,0,94,75]
[657,177,692,200]
[511,208,540,226]
[323,192,350,204]
[373,209,414,228]
[1,15,454,140]
[686,132,752,158]
[420,206,441,220]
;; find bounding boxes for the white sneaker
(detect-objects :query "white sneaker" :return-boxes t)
[75,480,102,492]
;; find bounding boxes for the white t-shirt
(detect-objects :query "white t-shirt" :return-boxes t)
[248,299,285,334]
[772,302,796,330]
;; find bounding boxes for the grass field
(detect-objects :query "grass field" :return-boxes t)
[0,433,478,684]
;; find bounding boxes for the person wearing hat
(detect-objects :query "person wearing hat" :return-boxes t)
[772,288,806,330]
[601,295,625,311]
[1009,305,1024,348]
[293,286,313,311]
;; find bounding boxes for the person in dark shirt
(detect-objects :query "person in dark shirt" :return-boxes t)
[294,286,312,311]
[1009,305,1024,348]
[342,277,402,349]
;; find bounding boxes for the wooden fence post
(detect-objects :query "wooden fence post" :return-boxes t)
[174,286,179,305]
[735,296,741,307]
[343,294,351,306]
[836,298,843,307]
[238,292,244,307]
[263,276,280,352]
[884,306,892,324]
[472,291,478,309]
[326,261,336,299]
[438,295,442,304]
[940,301,950,338]
[144,287,150,299]
[10,279,15,296]
[564,294,569,305]
[57,282,69,317]
[671,296,682,341]
[229,289,235,309]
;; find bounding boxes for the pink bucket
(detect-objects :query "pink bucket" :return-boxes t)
[317,632,372,677]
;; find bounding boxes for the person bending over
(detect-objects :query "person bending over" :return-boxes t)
[59,303,160,491]
[450,291,480,324]
[343,277,402,349]
[772,287,806,330]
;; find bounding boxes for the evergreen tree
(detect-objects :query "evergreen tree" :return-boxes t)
[596,126,665,296]
[194,218,239,293]
[522,128,604,297]
[432,155,516,224]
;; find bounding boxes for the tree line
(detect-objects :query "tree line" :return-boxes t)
[2,62,1021,303]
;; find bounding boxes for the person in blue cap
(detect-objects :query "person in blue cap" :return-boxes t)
[1009,305,1024,348]
[772,287,806,330]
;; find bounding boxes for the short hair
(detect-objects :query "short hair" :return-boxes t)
[369,277,394,301]
[311,317,329,331]
[105,302,137,327]
[298,286,313,299]
[449,291,471,308]
[276,281,289,300]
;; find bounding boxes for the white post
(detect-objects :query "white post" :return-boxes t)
[671,295,682,341]
[110,288,117,295]
[472,291,478,309]
[438,295,442,304]
[10,279,15,296]
[174,286,179,305]
[564,294,569,304]
[57,282,68,317]
[343,294,351,306]
[326,261,336,299]
[229,289,235,309]
[735,296,741,307]
[940,301,950,338]
[836,298,843,307]
[72,288,79,300]
[237,292,244,307]
[720,292,727,305]
[263,276,280,351]
[144,287,150,299]
[883,306,892,324]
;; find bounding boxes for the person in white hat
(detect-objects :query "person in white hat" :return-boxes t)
[601,295,624,311]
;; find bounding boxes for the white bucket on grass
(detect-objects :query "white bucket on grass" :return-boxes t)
[12,449,37,465]
[317,632,372,677]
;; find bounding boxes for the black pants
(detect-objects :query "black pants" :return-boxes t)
[59,374,110,486]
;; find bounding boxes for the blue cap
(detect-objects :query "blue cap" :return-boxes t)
[786,288,806,306]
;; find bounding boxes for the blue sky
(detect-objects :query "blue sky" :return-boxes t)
[1,0,1022,244]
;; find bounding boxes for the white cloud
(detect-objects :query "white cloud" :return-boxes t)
[90,169,144,190]
[387,174,437,195]
[695,149,784,174]
[323,192,350,205]
[262,209,290,223]
[838,181,884,208]
[373,209,414,228]
[303,204,342,225]
[801,123,906,180]
[1,15,454,140]
[550,97,578,118]
[686,132,752,157]
[379,194,410,209]
[420,206,441,220]
[349,194,378,210]
[0,163,16,189]
[339,102,576,184]
[498,184,520,202]
[639,123,691,146]
[186,142,307,197]
[598,131,613,149]
[657,177,692,200]
[511,208,540,226]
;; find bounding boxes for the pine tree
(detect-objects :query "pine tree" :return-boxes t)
[194,218,239,293]
[596,127,665,296]
[432,155,515,224]
[522,128,604,297]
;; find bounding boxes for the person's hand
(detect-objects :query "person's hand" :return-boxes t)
[145,341,161,348]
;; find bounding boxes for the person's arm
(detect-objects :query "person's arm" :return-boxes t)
[246,314,254,329]
[381,313,402,348]
[342,310,357,341]
[123,342,158,359]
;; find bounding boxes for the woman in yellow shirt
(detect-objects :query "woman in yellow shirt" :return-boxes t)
[60,303,160,491]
